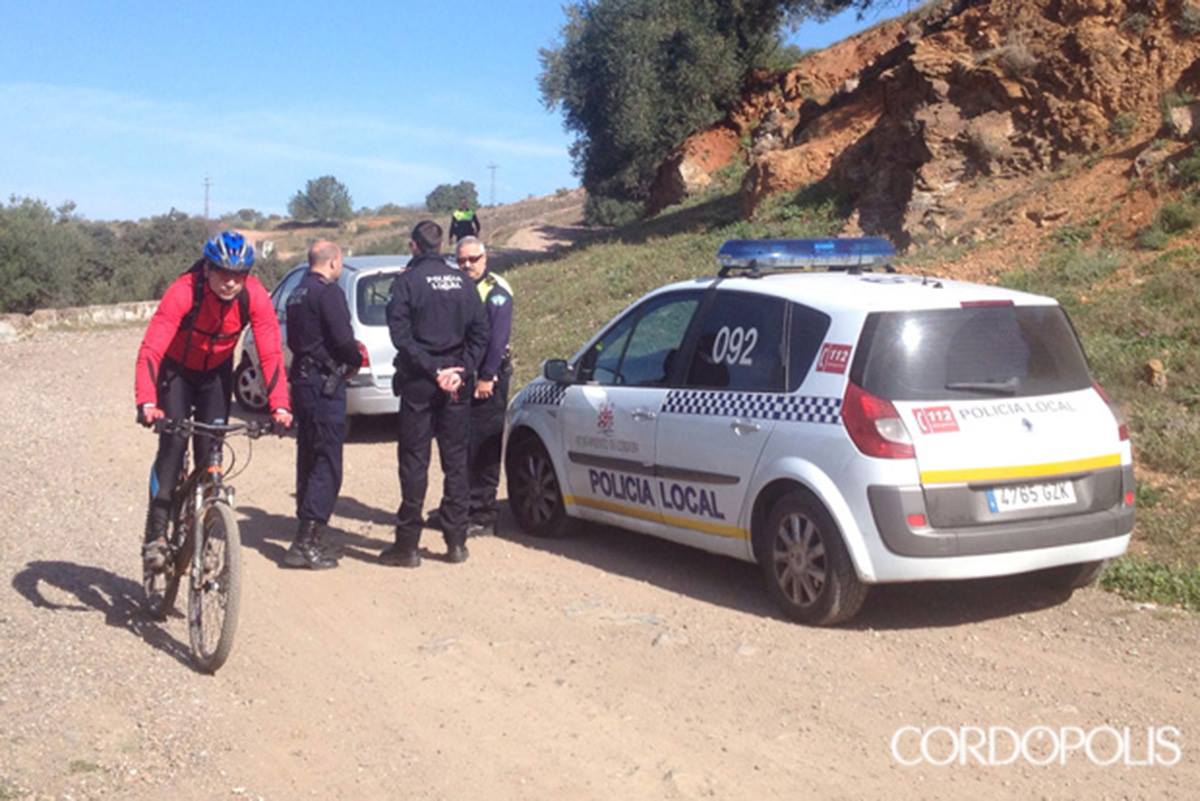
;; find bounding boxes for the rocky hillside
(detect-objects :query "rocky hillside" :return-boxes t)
[651,0,1200,262]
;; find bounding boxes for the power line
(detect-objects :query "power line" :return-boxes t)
[486,163,498,206]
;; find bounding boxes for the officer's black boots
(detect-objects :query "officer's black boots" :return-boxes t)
[141,502,171,571]
[446,543,469,564]
[379,541,421,568]
[284,519,339,570]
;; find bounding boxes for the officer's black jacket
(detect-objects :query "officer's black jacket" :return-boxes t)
[285,271,363,373]
[386,253,488,384]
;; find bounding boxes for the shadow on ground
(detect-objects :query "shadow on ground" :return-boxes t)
[494,507,1078,631]
[239,495,458,568]
[10,560,194,667]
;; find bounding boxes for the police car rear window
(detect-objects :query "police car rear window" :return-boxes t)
[852,305,1092,401]
[356,274,394,326]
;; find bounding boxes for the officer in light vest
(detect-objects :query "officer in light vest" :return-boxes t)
[448,200,481,246]
[427,236,512,536]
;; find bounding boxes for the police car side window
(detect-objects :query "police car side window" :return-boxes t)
[685,291,786,392]
[578,314,635,384]
[787,302,833,390]
[577,293,699,386]
[618,295,699,387]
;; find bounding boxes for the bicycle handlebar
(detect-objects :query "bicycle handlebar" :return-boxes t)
[153,418,277,439]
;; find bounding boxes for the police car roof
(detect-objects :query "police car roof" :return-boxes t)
[341,254,413,272]
[661,271,1057,313]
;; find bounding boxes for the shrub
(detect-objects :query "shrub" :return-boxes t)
[1139,225,1172,250]
[1121,12,1152,36]
[1176,3,1200,36]
[997,36,1038,77]
[1173,148,1200,187]
[584,195,643,227]
[1108,112,1137,139]
[1157,199,1200,233]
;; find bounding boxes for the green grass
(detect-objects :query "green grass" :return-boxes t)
[1101,558,1200,611]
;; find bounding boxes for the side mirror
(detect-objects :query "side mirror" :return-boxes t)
[542,359,575,384]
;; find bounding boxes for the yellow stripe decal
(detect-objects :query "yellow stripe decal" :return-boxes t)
[564,494,747,540]
[920,453,1122,485]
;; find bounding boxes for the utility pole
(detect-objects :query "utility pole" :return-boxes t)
[203,175,211,220]
[486,163,498,207]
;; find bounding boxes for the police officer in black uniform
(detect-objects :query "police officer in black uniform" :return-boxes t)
[283,240,363,570]
[428,236,513,536]
[382,220,488,567]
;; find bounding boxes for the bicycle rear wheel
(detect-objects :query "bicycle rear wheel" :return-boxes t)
[188,501,243,673]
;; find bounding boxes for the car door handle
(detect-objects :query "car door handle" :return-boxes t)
[730,419,761,435]
[632,408,657,422]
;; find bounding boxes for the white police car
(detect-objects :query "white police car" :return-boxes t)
[504,238,1134,625]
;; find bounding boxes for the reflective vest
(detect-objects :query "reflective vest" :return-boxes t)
[452,209,476,222]
[477,271,513,304]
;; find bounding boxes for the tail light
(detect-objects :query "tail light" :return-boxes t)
[356,341,370,370]
[842,381,915,459]
[1092,380,1129,441]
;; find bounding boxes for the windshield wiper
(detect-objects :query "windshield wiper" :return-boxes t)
[945,377,1019,395]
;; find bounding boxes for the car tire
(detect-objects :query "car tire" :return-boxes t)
[1040,559,1106,591]
[233,360,269,413]
[506,437,568,538]
[755,489,868,626]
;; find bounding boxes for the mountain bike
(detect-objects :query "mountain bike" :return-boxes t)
[143,418,274,673]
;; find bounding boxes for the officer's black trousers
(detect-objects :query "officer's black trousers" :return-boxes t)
[149,359,233,517]
[467,369,510,523]
[293,374,346,524]
[396,382,470,548]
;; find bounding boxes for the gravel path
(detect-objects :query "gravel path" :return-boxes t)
[1,327,1197,800]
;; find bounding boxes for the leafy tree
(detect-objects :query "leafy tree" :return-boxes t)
[425,181,480,213]
[539,0,856,222]
[287,175,354,222]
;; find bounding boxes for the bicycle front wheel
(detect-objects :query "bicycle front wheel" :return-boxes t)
[188,501,243,673]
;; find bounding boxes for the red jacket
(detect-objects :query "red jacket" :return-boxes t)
[135,271,290,411]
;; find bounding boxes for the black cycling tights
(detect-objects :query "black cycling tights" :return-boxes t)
[149,360,234,505]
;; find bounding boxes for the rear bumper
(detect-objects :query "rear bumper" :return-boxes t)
[346,381,399,416]
[868,466,1135,558]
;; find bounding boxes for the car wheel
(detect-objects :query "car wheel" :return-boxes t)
[756,489,868,626]
[233,360,269,413]
[506,437,567,537]
[1040,560,1106,591]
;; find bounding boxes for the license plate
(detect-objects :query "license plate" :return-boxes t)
[986,480,1076,513]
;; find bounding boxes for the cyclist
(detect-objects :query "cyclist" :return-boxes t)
[134,231,293,570]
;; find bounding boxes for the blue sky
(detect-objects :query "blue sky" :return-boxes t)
[0,1,895,221]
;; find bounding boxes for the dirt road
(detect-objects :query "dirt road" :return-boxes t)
[1,327,1197,800]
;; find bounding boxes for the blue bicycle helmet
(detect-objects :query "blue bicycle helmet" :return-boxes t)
[203,231,255,272]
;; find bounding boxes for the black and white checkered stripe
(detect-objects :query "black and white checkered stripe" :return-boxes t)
[516,381,568,407]
[661,390,841,424]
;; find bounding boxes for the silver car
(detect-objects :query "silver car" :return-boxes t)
[234,255,416,419]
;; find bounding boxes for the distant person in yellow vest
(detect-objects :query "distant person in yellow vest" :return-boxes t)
[448,201,481,246]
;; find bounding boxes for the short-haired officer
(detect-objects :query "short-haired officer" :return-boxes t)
[283,240,363,570]
[428,236,512,536]
[382,220,488,566]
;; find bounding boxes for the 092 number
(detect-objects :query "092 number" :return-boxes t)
[711,326,757,366]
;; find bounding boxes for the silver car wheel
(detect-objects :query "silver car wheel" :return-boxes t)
[771,512,828,608]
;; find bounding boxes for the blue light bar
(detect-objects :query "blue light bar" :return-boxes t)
[717,237,896,269]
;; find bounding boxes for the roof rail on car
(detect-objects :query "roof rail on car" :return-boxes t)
[716,237,896,277]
